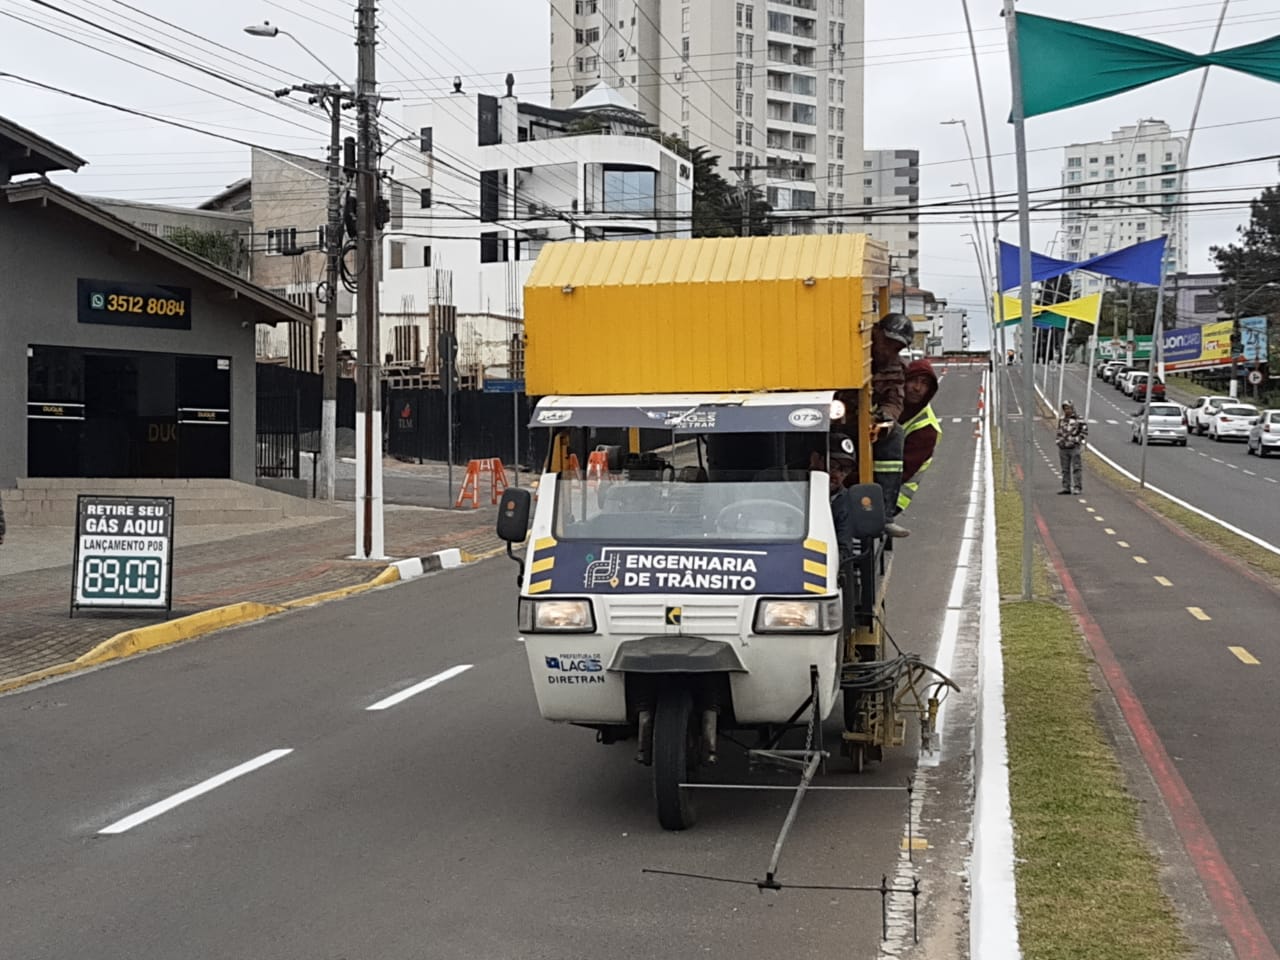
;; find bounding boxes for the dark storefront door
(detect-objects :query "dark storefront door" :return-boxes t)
[176,355,231,477]
[28,346,230,479]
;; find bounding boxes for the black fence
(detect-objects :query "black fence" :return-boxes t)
[255,364,356,479]
[387,388,534,466]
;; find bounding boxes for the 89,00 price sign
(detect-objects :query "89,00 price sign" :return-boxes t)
[72,496,175,614]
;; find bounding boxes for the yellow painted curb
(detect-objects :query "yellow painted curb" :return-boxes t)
[461,544,509,564]
[76,602,287,668]
[0,563,406,695]
[280,564,400,609]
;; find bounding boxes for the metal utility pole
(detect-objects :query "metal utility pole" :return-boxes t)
[354,0,384,558]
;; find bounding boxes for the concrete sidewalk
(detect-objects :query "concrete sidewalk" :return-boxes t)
[0,505,502,685]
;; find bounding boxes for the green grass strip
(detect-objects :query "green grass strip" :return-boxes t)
[993,447,1190,960]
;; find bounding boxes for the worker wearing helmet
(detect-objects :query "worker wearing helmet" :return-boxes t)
[896,359,942,516]
[871,313,913,538]
[814,431,858,562]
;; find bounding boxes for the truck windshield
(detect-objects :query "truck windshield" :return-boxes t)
[554,477,810,542]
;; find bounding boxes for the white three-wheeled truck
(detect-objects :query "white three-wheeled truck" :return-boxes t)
[495,236,953,832]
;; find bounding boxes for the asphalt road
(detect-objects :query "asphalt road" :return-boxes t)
[1,373,986,959]
[1035,362,1280,548]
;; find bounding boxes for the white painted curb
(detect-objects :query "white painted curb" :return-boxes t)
[392,557,425,580]
[435,548,464,570]
[970,411,1023,958]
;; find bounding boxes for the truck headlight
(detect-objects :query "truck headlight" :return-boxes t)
[518,598,596,632]
[754,598,841,633]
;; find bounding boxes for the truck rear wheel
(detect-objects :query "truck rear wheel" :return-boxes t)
[653,686,697,831]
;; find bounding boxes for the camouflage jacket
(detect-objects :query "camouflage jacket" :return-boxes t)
[1056,414,1088,450]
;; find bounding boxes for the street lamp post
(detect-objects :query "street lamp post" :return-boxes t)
[246,24,354,505]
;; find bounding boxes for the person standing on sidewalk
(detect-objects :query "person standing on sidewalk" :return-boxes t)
[1056,400,1088,494]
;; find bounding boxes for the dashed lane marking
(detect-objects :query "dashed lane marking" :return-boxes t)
[1104,528,1116,535]
[1117,541,1130,548]
[1187,606,1212,622]
[1094,516,1105,522]
[1134,556,1148,564]
[366,664,474,711]
[1244,470,1257,476]
[1229,647,1260,665]
[99,748,294,835]
[1086,507,1096,513]
[1154,576,1173,587]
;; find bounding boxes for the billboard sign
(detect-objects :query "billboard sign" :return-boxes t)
[1241,316,1268,365]
[1162,320,1236,372]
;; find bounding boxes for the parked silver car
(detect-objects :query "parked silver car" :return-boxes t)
[1209,403,1260,441]
[1131,403,1188,446]
[1247,409,1280,457]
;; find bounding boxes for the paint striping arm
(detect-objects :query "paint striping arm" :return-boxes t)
[366,664,474,711]
[99,748,293,835]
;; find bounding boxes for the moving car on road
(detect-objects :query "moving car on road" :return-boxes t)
[1187,395,1237,435]
[1247,409,1280,457]
[1131,403,1188,446]
[1209,403,1260,442]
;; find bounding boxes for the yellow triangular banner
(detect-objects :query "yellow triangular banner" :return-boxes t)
[996,292,1101,326]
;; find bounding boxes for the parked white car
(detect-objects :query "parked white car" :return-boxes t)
[1187,395,1237,435]
[1209,403,1259,441]
[1117,369,1144,395]
[1247,409,1280,457]
[1131,403,1189,446]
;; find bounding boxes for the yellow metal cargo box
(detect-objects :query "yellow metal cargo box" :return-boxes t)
[523,235,887,395]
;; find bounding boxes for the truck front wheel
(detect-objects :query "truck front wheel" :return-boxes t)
[653,686,698,830]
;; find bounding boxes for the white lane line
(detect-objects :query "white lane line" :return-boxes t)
[1268,477,1278,484]
[1212,457,1224,464]
[1106,419,1118,425]
[1154,576,1173,587]
[99,749,293,835]
[1244,470,1257,476]
[366,664,474,711]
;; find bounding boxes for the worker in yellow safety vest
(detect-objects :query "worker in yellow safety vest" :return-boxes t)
[895,359,942,516]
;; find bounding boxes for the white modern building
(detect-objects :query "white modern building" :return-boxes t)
[1060,119,1187,295]
[380,80,693,374]
[548,0,865,234]
[860,148,919,285]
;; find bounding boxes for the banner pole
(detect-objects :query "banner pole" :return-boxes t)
[1139,0,1230,490]
[1004,1,1037,602]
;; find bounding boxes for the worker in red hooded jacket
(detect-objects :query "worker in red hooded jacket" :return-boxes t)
[894,358,943,518]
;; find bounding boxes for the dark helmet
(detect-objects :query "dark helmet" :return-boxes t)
[828,431,857,465]
[879,312,915,347]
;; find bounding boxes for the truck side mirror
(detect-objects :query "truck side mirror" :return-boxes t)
[496,488,532,543]
[847,483,886,539]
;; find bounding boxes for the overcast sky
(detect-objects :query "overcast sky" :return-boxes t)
[4,0,1278,332]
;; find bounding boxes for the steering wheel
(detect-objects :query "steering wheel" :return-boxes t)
[715,499,806,536]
